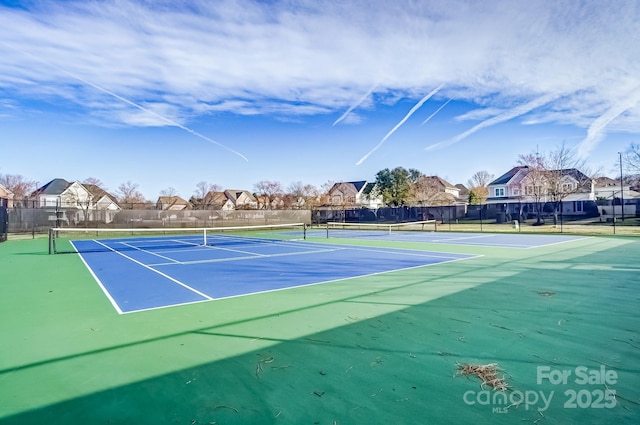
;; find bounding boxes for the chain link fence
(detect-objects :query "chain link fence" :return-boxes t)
[7,206,311,238]
[5,199,640,239]
[311,201,640,236]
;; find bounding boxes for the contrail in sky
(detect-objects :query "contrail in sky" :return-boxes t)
[333,82,378,126]
[356,84,443,165]
[424,93,559,152]
[2,42,248,162]
[575,87,640,158]
[421,98,451,126]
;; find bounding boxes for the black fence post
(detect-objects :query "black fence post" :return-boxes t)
[0,206,7,242]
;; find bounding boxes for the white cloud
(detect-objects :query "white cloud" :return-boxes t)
[0,0,638,154]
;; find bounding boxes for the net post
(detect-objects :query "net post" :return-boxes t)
[303,223,307,240]
[326,222,329,238]
[48,227,52,255]
[203,228,207,246]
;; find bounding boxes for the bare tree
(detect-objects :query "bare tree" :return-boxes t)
[83,177,106,188]
[0,174,38,205]
[518,152,547,224]
[116,181,146,208]
[159,187,178,197]
[544,142,590,225]
[518,143,591,225]
[408,175,454,222]
[624,142,640,174]
[192,181,222,209]
[319,180,335,205]
[467,170,494,188]
[286,181,320,209]
[466,170,494,205]
[253,180,283,209]
[62,183,94,227]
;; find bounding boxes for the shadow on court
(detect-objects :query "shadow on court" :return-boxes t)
[1,237,639,425]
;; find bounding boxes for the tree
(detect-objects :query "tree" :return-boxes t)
[286,181,320,209]
[518,152,547,224]
[467,170,494,188]
[466,170,494,205]
[116,181,146,208]
[253,180,283,209]
[159,187,178,197]
[192,181,222,209]
[623,142,640,174]
[544,142,590,225]
[518,143,591,225]
[319,180,335,205]
[0,174,38,205]
[375,167,413,206]
[63,183,94,227]
[83,177,106,188]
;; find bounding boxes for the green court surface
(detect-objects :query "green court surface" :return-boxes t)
[1,234,639,424]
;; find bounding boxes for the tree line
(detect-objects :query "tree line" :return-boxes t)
[2,142,639,209]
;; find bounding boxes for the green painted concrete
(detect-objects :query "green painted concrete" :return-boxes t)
[0,236,638,424]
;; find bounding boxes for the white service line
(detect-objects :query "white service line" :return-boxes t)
[150,247,348,266]
[118,241,182,263]
[92,240,213,300]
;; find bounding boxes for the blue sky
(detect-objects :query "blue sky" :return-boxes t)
[1,0,639,199]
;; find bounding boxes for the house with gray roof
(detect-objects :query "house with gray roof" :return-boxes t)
[30,179,121,225]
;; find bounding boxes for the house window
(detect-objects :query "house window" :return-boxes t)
[495,188,505,197]
[526,185,543,196]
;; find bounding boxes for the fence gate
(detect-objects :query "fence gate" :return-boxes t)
[0,206,7,242]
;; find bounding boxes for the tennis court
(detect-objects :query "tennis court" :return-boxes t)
[1,227,639,425]
[317,222,588,248]
[71,231,475,313]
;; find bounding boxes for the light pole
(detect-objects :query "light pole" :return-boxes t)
[619,152,625,221]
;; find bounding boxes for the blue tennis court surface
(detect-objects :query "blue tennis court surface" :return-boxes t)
[73,235,476,314]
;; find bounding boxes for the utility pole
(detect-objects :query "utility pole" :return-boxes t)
[619,152,625,221]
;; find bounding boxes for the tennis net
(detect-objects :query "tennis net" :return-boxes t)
[48,223,307,254]
[323,220,437,239]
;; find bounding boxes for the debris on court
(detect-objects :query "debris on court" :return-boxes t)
[455,362,510,391]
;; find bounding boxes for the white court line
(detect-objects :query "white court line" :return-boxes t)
[124,253,481,314]
[429,234,497,242]
[304,241,475,259]
[523,236,591,249]
[71,241,124,314]
[118,241,182,263]
[149,247,348,267]
[92,239,214,301]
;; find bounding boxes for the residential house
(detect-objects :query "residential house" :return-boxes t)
[224,190,258,210]
[31,178,122,225]
[326,181,384,209]
[411,176,463,206]
[156,196,190,211]
[455,183,469,202]
[0,184,14,208]
[487,166,596,220]
[593,177,640,218]
[256,195,285,210]
[204,191,236,210]
[84,184,122,223]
